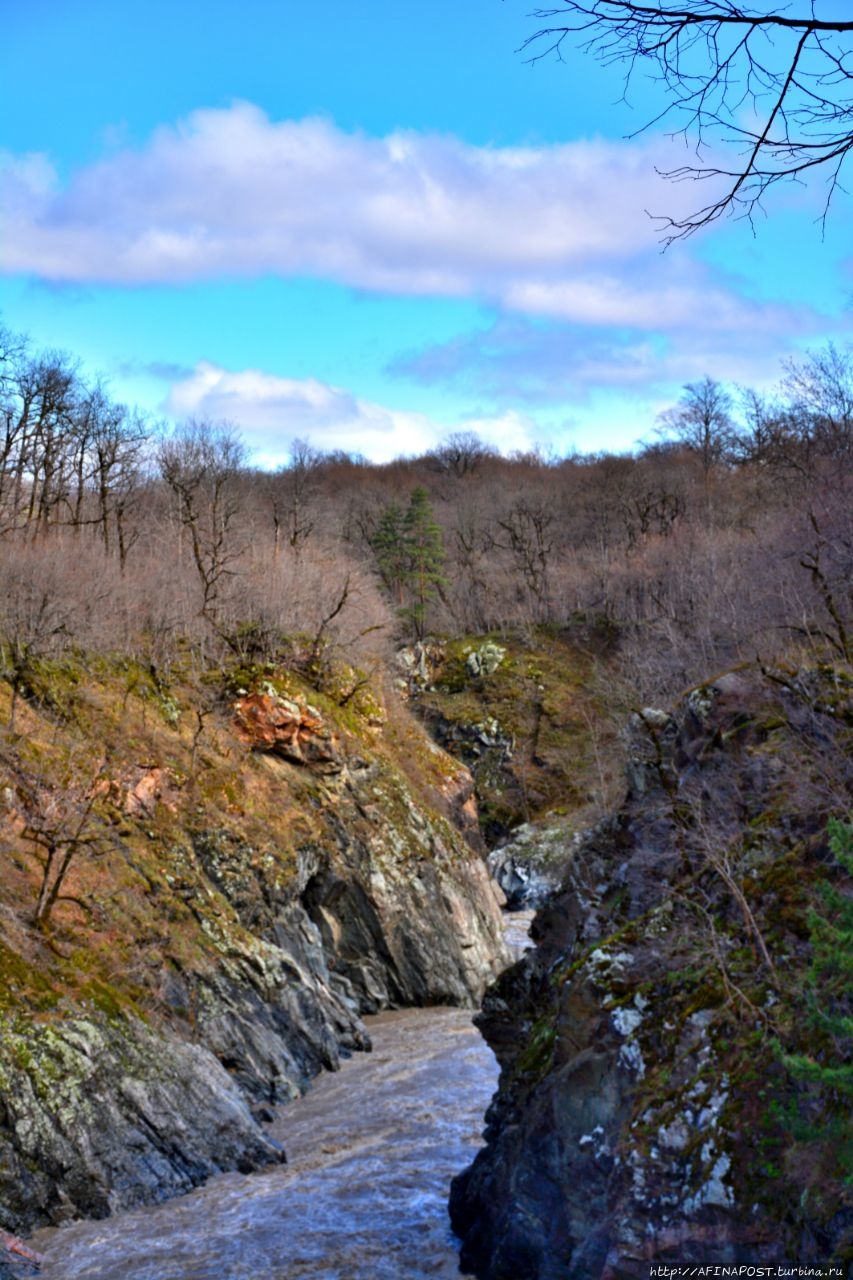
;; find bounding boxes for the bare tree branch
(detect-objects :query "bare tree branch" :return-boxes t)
[525,2,853,239]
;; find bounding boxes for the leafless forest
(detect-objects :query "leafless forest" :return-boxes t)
[2,322,852,709]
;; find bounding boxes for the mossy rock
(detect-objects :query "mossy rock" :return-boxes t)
[411,628,619,839]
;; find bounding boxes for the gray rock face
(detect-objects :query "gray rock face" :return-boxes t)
[299,762,508,1012]
[0,1017,283,1236]
[451,666,853,1277]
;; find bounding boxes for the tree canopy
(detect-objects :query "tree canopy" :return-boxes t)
[525,3,853,239]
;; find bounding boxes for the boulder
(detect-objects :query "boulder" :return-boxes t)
[487,820,578,909]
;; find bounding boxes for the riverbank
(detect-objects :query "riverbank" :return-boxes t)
[31,1006,499,1279]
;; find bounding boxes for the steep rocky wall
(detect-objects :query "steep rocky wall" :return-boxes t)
[0,668,508,1238]
[0,1014,284,1235]
[297,757,506,1011]
[451,664,853,1278]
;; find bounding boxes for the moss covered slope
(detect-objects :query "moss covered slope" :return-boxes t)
[399,628,622,844]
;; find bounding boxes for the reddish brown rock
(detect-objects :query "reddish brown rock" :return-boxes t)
[233,693,342,771]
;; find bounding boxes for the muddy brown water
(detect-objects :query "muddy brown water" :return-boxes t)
[31,912,535,1280]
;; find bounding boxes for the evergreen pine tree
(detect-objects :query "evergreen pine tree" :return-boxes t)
[402,486,446,640]
[786,819,853,1090]
[371,488,446,639]
[371,502,408,607]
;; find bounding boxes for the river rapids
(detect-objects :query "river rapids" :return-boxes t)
[30,913,535,1280]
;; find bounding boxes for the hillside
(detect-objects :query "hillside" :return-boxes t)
[0,650,509,1238]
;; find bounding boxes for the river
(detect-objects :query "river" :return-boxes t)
[30,912,535,1280]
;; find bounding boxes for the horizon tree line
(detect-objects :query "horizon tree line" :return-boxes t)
[0,319,851,708]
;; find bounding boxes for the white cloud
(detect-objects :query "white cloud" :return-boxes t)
[163,360,536,464]
[388,299,814,412]
[1,101,832,417]
[503,269,801,334]
[0,100,761,338]
[458,408,540,456]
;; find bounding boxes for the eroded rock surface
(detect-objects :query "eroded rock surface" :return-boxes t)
[233,691,343,771]
[487,820,580,909]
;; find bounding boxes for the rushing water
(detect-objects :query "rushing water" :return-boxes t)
[31,912,535,1280]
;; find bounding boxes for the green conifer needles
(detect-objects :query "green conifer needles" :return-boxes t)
[372,488,447,640]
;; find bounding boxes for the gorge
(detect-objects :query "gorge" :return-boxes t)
[0,399,851,1277]
[3,640,851,1278]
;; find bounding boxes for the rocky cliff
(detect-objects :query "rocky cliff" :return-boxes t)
[0,657,508,1239]
[451,662,853,1278]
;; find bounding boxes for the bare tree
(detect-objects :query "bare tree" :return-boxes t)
[0,334,32,531]
[158,420,246,645]
[0,554,79,730]
[87,392,149,567]
[797,508,853,663]
[15,756,108,930]
[25,353,80,533]
[524,3,853,238]
[428,430,497,479]
[495,497,555,610]
[447,504,497,631]
[621,482,685,548]
[269,438,322,560]
[658,375,735,475]
[0,350,81,534]
[733,385,780,465]
[783,341,853,463]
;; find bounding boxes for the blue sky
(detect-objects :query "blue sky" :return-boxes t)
[1,0,851,463]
